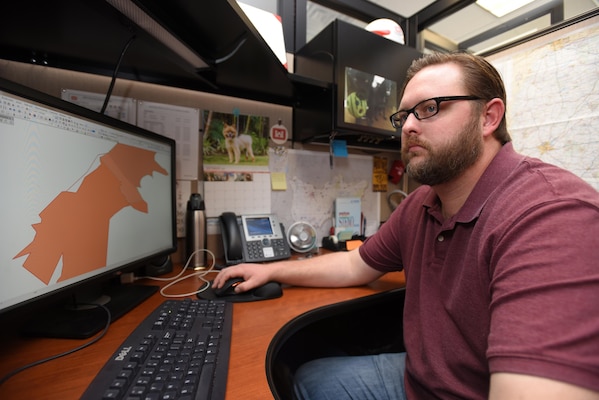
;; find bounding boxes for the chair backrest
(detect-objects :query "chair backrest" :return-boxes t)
[266,287,406,399]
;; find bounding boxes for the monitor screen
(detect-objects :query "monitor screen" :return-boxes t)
[0,78,176,320]
[343,67,398,134]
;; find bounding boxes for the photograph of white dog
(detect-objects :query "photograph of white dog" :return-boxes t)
[202,111,270,169]
[222,123,255,164]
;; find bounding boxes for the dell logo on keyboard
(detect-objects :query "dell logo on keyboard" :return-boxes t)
[115,346,133,361]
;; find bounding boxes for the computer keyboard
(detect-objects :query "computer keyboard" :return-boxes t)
[81,298,233,400]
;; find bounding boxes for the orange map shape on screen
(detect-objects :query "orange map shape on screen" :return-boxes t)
[13,143,168,285]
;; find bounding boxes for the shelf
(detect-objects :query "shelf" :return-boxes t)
[0,0,296,104]
[133,0,295,102]
[1,1,421,152]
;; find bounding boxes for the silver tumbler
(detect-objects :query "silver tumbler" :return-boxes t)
[185,193,207,269]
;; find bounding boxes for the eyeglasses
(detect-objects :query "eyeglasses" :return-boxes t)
[389,96,482,130]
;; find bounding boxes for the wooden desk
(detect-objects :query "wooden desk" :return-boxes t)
[0,265,405,399]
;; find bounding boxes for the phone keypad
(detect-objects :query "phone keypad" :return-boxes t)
[246,239,289,261]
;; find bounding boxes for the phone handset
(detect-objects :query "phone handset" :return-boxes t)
[219,212,291,265]
[220,212,244,263]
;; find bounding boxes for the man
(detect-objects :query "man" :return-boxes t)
[213,52,599,399]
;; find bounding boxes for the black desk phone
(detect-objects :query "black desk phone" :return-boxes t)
[219,212,291,265]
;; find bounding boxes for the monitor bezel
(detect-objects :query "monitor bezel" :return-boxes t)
[0,77,178,317]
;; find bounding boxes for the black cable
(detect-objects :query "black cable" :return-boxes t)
[0,304,112,386]
[100,34,137,115]
[213,35,247,64]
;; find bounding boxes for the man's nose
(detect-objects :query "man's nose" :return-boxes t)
[401,112,419,134]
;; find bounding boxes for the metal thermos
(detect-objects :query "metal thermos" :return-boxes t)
[185,193,207,269]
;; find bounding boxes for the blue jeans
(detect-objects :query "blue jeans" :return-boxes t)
[293,352,407,400]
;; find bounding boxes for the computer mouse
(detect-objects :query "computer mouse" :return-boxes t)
[213,277,244,297]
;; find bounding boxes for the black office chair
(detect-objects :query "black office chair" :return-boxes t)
[266,287,406,400]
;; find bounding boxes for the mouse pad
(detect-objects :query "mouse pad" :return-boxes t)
[197,281,283,303]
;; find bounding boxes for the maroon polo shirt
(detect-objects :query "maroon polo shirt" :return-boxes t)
[360,142,599,399]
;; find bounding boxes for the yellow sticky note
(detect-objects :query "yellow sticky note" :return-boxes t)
[271,172,287,191]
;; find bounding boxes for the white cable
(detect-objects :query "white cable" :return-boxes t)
[139,249,220,298]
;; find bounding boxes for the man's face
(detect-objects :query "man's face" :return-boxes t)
[399,64,483,186]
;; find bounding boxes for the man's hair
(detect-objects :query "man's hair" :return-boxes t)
[401,52,511,144]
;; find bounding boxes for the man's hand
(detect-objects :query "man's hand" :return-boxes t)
[212,263,275,294]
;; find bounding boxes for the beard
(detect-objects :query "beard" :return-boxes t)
[401,115,483,186]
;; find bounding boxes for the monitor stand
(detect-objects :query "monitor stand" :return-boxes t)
[19,283,158,339]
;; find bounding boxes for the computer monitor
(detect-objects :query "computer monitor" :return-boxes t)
[0,77,177,338]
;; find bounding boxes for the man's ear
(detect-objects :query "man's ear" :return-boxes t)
[482,98,505,137]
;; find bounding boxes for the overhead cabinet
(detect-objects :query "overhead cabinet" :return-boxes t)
[293,20,422,151]
[0,0,294,103]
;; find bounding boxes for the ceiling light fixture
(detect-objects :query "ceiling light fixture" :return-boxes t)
[476,0,536,18]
